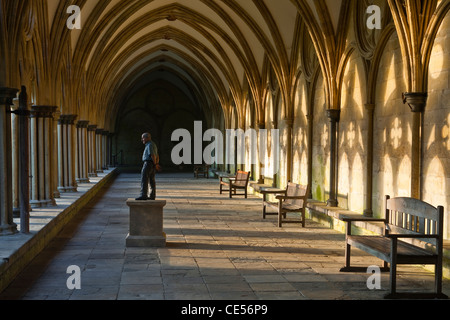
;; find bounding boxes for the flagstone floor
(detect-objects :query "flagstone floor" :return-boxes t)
[1,173,449,300]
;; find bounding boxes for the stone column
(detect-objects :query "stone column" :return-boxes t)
[102,131,109,170]
[52,110,61,199]
[17,87,31,234]
[57,115,66,193]
[284,117,294,183]
[306,112,314,199]
[0,87,19,235]
[403,92,427,199]
[326,109,340,207]
[88,125,97,177]
[364,103,375,217]
[30,106,56,208]
[58,115,78,193]
[257,122,266,184]
[76,121,90,183]
[11,98,20,217]
[108,132,114,167]
[66,115,77,192]
[96,129,104,174]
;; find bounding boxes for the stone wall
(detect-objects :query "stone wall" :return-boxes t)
[238,10,450,241]
[423,14,450,239]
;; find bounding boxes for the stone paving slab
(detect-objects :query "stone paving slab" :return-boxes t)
[0,172,449,301]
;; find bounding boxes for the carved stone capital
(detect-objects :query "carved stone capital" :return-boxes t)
[402,92,427,113]
[31,106,57,119]
[77,120,89,128]
[284,117,294,128]
[326,109,341,122]
[0,87,19,105]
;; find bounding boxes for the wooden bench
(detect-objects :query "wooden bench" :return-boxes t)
[340,195,448,299]
[194,164,210,179]
[261,182,309,228]
[219,171,250,198]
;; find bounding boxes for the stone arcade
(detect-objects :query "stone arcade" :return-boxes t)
[0,0,449,300]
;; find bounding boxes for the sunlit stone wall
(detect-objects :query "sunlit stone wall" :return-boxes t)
[371,33,409,217]
[311,74,330,203]
[233,11,450,240]
[338,52,367,214]
[423,14,450,239]
[292,76,309,187]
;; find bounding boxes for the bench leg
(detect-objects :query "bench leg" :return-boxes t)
[389,262,397,297]
[435,261,446,298]
[340,243,389,273]
[339,243,353,272]
[388,239,398,297]
[278,202,283,228]
[301,209,306,228]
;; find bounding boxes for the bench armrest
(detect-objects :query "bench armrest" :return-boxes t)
[260,189,286,195]
[386,234,439,240]
[276,195,308,200]
[220,175,235,181]
[342,217,386,223]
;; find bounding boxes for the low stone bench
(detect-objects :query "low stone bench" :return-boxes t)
[126,199,167,247]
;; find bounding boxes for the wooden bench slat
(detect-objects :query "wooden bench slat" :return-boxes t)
[348,235,435,259]
[387,197,439,221]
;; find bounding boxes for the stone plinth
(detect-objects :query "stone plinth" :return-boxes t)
[126,199,167,247]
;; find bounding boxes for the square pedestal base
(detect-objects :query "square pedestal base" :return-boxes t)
[126,233,167,247]
[126,199,167,248]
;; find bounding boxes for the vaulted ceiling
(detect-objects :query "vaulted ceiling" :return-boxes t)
[43,0,354,131]
[61,0,301,130]
[4,0,392,131]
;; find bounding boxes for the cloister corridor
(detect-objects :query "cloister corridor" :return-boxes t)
[1,171,448,301]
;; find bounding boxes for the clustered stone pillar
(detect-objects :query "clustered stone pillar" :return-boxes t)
[102,131,109,171]
[364,103,375,217]
[87,125,97,177]
[96,128,104,174]
[11,98,20,216]
[403,92,427,199]
[57,115,78,193]
[76,121,90,184]
[108,132,114,167]
[0,88,19,235]
[306,112,314,199]
[326,109,340,207]
[30,106,57,208]
[284,117,294,183]
[257,122,266,184]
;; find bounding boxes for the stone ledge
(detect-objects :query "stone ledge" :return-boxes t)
[0,168,118,293]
